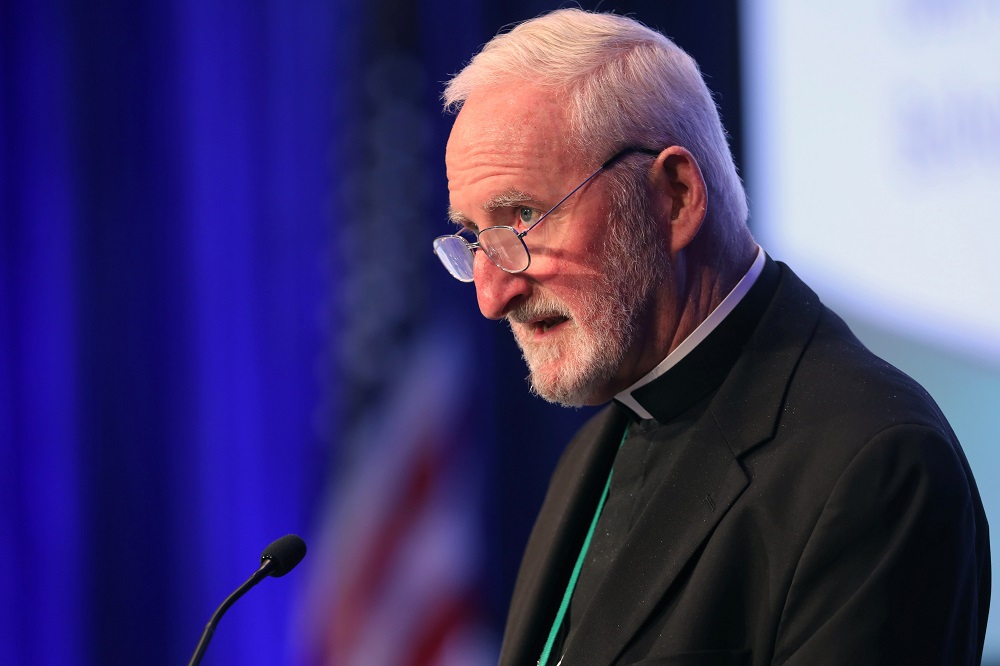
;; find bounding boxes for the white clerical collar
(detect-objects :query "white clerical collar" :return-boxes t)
[615,246,766,421]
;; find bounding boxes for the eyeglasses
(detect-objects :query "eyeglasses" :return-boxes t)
[432,146,660,282]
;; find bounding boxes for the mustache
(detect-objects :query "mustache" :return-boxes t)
[505,294,573,325]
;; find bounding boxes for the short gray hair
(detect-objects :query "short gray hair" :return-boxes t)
[443,8,749,234]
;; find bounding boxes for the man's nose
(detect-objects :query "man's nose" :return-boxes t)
[474,253,530,320]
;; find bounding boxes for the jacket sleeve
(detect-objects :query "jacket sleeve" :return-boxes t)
[772,423,989,665]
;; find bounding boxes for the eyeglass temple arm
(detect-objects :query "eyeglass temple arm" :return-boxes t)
[520,146,662,237]
[520,166,605,236]
[602,146,661,169]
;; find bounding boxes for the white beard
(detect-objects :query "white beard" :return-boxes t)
[508,288,626,406]
[507,197,667,407]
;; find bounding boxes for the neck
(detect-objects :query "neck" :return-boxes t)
[669,252,754,351]
[625,234,757,385]
[588,227,757,405]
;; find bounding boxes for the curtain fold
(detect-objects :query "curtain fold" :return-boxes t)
[2,2,339,663]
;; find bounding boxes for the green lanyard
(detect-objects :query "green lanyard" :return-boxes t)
[538,421,632,666]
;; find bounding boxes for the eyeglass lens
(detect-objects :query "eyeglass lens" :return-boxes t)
[479,227,529,273]
[433,236,475,282]
[433,227,531,282]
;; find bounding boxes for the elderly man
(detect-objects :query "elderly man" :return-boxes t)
[432,9,989,666]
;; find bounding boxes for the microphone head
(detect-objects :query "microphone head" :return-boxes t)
[260,534,307,577]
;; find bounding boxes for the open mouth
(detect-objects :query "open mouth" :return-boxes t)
[531,315,570,335]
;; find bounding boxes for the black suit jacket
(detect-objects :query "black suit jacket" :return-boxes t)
[499,261,990,665]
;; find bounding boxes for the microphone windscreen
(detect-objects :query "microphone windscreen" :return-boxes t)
[260,534,307,577]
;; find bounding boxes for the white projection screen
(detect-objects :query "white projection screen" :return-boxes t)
[741,1,999,658]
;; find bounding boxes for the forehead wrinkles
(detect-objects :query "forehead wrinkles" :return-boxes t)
[446,83,572,172]
[446,117,549,182]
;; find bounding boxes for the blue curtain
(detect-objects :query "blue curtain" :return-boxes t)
[2,1,341,663]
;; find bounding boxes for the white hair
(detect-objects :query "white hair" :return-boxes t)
[443,8,749,240]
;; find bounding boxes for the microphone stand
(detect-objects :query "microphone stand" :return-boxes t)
[187,558,276,666]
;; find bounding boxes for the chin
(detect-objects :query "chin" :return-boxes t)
[524,354,619,408]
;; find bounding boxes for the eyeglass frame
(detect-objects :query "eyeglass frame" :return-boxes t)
[433,145,662,282]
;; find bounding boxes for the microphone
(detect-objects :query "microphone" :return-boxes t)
[188,534,307,666]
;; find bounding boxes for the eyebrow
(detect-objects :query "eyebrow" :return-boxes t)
[483,188,536,211]
[447,188,540,228]
[446,206,470,227]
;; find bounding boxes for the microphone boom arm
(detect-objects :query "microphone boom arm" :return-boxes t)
[187,558,276,666]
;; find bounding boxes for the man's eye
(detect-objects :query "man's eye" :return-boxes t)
[518,207,538,226]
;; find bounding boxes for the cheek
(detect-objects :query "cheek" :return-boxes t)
[536,278,590,321]
[530,234,610,282]
[526,201,618,292]
[570,204,618,268]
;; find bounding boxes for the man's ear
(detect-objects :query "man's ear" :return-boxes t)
[650,146,708,258]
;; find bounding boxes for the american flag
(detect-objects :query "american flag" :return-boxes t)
[298,325,497,666]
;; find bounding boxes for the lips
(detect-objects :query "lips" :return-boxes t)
[532,316,569,334]
[513,315,571,340]
[507,297,574,339]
